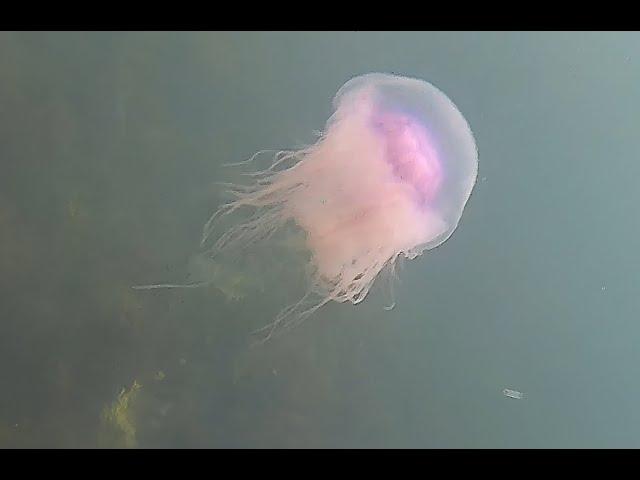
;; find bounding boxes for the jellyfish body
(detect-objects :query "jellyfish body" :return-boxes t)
[204,73,478,338]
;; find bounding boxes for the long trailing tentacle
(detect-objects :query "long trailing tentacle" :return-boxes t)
[131,280,215,290]
[249,253,402,343]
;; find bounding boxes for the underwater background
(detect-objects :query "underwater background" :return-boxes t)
[1,31,639,448]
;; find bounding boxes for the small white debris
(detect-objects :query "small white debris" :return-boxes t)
[503,388,524,400]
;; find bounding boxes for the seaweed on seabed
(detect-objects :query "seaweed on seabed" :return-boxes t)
[98,380,142,448]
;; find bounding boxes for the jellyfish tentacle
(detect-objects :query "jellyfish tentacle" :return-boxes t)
[201,159,307,251]
[221,149,277,168]
[250,290,331,345]
[378,254,401,311]
[131,280,215,290]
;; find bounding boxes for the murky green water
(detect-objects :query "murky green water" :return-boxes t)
[1,31,639,448]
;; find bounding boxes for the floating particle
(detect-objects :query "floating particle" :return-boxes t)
[502,388,524,400]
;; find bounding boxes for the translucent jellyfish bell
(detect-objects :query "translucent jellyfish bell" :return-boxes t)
[329,73,478,252]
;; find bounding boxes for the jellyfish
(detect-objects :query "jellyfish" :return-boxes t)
[135,73,478,340]
[198,73,478,340]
